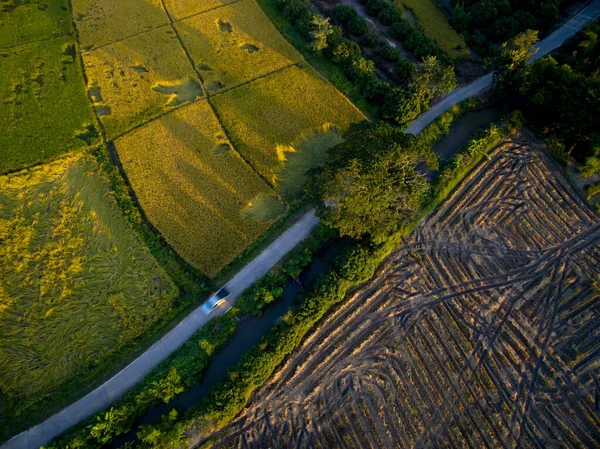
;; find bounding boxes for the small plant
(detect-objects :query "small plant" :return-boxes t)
[335,4,358,24]
[348,16,368,36]
[396,59,415,78]
[362,33,380,48]
[380,45,400,61]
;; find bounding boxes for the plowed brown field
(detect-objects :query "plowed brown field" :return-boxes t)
[202,134,600,448]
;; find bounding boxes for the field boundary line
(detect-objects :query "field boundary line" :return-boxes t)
[77,0,245,54]
[208,62,300,98]
[160,0,278,188]
[0,32,71,51]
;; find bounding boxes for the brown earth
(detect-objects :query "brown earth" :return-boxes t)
[201,134,600,448]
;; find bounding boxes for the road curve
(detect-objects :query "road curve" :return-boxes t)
[404,0,600,136]
[4,2,600,448]
[2,211,319,449]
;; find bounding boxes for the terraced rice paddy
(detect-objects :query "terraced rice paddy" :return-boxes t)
[175,0,301,92]
[71,0,170,49]
[206,135,600,448]
[211,65,364,185]
[80,26,202,139]
[0,154,178,404]
[115,100,280,277]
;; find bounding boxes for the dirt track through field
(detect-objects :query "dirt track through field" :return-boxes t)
[202,135,600,448]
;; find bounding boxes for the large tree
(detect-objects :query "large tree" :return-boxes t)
[307,121,436,240]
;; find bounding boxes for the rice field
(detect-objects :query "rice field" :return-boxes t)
[175,0,301,92]
[211,65,364,185]
[72,0,170,49]
[397,0,470,59]
[114,99,283,277]
[0,154,178,404]
[80,26,202,139]
[164,0,243,21]
[0,0,71,48]
[0,35,98,174]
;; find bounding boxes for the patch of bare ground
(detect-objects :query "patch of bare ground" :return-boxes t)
[200,134,600,448]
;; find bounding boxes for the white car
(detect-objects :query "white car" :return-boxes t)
[201,288,230,314]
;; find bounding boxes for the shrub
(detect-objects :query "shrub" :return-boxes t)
[335,4,358,24]
[396,59,415,78]
[362,33,380,48]
[331,39,362,64]
[377,5,403,26]
[363,78,391,105]
[364,0,385,17]
[391,19,414,40]
[380,45,400,61]
[347,57,375,83]
[348,16,368,36]
[337,245,379,283]
[404,31,439,59]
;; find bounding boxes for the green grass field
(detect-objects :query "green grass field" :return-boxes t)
[115,100,282,277]
[0,0,72,48]
[397,0,470,59]
[211,64,364,186]
[0,154,178,404]
[0,35,98,174]
[175,0,301,92]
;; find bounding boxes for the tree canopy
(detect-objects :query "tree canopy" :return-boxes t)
[307,121,436,240]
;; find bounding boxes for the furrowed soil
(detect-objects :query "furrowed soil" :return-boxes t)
[202,134,600,448]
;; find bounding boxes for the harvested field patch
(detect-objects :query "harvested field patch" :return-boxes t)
[396,0,469,59]
[114,100,281,278]
[175,0,300,91]
[81,26,201,139]
[0,154,177,405]
[208,135,600,448]
[164,0,240,20]
[0,36,98,174]
[71,0,170,49]
[0,0,71,48]
[211,65,364,185]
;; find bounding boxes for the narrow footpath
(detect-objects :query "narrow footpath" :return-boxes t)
[3,2,600,448]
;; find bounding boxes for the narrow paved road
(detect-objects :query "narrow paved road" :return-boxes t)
[404,0,600,135]
[4,2,600,448]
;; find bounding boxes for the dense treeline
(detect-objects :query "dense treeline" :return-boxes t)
[450,0,575,42]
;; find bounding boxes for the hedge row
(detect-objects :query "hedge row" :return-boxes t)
[122,110,517,449]
[43,226,330,448]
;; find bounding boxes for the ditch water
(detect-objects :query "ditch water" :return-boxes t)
[111,239,347,447]
[433,107,503,164]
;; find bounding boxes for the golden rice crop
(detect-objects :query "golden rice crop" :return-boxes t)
[175,0,301,92]
[397,0,470,59]
[72,0,170,49]
[164,0,240,20]
[0,155,178,401]
[114,99,284,277]
[81,25,202,140]
[211,64,365,185]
